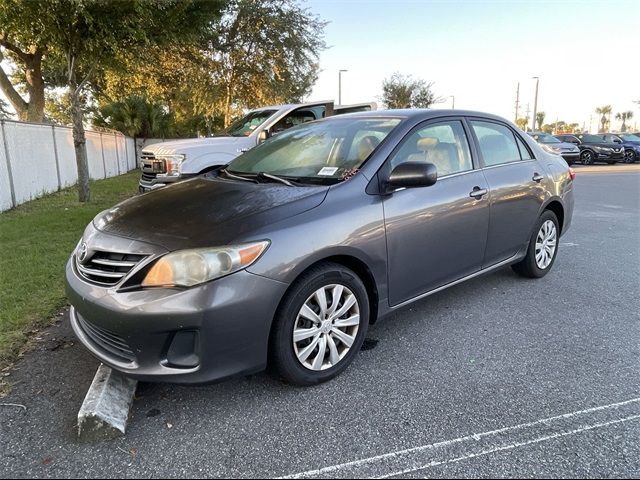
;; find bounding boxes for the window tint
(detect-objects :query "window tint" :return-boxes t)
[272,109,317,134]
[390,120,473,176]
[515,134,533,160]
[471,121,522,166]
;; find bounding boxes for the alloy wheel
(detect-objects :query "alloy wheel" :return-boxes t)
[625,150,635,163]
[581,151,593,165]
[535,220,557,270]
[293,284,360,371]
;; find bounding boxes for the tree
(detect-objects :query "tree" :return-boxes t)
[615,111,633,132]
[381,73,443,109]
[596,105,612,133]
[0,0,47,122]
[0,0,224,202]
[515,117,529,130]
[211,0,326,127]
[536,112,546,131]
[93,95,172,140]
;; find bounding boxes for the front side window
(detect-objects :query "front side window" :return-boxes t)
[389,120,473,176]
[471,121,522,167]
[224,110,277,137]
[228,118,401,182]
[620,134,640,141]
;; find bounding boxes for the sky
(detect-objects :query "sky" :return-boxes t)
[306,0,640,132]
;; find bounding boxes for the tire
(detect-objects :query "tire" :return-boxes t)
[270,262,369,386]
[512,210,560,279]
[581,150,594,165]
[624,150,635,164]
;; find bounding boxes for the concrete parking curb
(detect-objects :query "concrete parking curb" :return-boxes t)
[77,364,138,441]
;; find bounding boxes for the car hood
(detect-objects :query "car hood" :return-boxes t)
[143,136,251,156]
[94,176,329,250]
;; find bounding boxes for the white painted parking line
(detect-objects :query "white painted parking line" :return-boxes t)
[279,397,640,479]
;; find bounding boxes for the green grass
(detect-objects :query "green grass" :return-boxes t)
[0,172,140,367]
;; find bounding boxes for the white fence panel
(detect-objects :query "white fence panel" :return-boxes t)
[53,127,78,188]
[0,124,12,211]
[101,134,119,177]
[85,131,106,180]
[125,137,136,170]
[3,121,59,205]
[0,120,146,212]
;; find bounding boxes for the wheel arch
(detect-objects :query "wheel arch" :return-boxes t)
[542,199,565,235]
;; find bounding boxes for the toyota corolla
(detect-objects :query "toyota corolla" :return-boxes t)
[66,110,574,386]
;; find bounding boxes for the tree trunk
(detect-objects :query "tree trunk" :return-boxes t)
[0,47,46,122]
[70,89,90,202]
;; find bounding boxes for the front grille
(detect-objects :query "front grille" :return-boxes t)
[140,151,166,175]
[76,312,136,363]
[141,172,157,182]
[76,250,146,286]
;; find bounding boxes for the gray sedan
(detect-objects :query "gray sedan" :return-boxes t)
[65,110,574,386]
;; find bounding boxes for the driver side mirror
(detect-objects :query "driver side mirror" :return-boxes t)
[386,162,437,193]
[613,138,622,144]
[258,130,270,143]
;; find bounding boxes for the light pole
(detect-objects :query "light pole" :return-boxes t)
[449,95,455,109]
[531,76,539,132]
[338,69,348,105]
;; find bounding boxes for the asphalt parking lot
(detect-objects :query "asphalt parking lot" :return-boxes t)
[1,165,639,478]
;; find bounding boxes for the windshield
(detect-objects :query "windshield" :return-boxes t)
[580,134,603,143]
[222,110,277,137]
[534,133,560,144]
[227,117,402,182]
[620,134,640,141]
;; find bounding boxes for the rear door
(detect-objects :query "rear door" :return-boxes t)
[382,118,490,305]
[468,118,546,267]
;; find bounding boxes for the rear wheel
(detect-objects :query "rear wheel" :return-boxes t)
[581,150,594,165]
[270,263,369,386]
[512,210,559,278]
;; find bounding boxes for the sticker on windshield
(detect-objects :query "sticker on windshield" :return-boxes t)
[317,167,339,176]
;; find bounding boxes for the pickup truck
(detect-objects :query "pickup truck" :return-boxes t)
[139,101,376,191]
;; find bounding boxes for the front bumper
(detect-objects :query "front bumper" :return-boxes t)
[66,260,289,384]
[138,174,181,192]
[594,150,624,159]
[561,152,580,162]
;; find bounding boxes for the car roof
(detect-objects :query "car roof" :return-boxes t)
[320,108,514,123]
[251,100,334,112]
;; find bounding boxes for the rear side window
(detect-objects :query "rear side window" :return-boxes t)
[515,135,533,160]
[470,120,523,167]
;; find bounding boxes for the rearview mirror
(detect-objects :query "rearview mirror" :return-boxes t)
[386,162,437,192]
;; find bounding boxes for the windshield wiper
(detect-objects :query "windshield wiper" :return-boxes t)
[220,168,258,183]
[257,172,295,186]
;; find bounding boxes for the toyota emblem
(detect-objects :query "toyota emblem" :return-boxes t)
[78,242,88,262]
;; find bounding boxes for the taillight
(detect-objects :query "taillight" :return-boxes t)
[569,168,576,180]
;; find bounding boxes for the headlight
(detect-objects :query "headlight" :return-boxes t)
[541,144,561,155]
[141,241,270,288]
[159,154,186,176]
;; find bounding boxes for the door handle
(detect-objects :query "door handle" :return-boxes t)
[469,187,488,199]
[532,173,544,183]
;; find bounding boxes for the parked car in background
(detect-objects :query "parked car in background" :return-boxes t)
[554,133,624,165]
[138,101,376,192]
[601,133,640,163]
[528,132,580,165]
[66,109,574,386]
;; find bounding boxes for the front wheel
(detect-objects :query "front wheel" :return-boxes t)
[581,150,594,165]
[270,263,369,386]
[512,210,559,278]
[624,150,635,164]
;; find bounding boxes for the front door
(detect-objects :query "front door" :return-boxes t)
[382,119,490,306]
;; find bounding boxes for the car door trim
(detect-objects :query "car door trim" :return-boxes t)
[390,253,519,309]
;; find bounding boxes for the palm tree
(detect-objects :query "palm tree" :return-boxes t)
[515,117,529,130]
[535,112,546,131]
[615,111,634,132]
[595,105,612,132]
